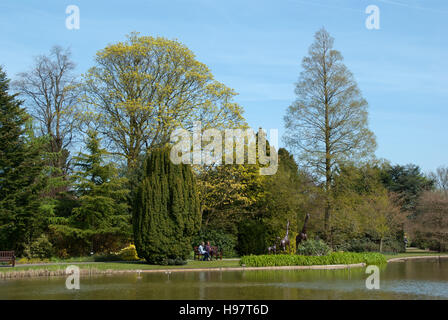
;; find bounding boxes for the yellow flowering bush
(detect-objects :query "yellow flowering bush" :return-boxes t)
[117,244,140,261]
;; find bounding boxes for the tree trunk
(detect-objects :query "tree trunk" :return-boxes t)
[323,45,331,242]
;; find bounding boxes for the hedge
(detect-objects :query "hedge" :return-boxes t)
[240,252,386,267]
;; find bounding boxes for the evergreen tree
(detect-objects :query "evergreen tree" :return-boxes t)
[0,67,46,254]
[70,130,130,252]
[133,146,201,264]
[380,164,434,213]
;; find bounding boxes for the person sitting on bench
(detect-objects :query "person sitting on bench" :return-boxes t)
[198,242,209,261]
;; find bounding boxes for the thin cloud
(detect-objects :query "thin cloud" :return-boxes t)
[376,0,448,14]
[287,0,363,13]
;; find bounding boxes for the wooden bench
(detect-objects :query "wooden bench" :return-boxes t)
[0,251,15,267]
[210,246,223,260]
[193,246,223,261]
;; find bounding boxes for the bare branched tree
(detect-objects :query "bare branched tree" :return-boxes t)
[429,166,448,193]
[13,46,80,174]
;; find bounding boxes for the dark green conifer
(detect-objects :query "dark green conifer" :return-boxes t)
[133,146,201,264]
[0,67,46,253]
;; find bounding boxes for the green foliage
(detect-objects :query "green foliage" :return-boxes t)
[48,224,129,257]
[296,240,331,256]
[48,131,131,255]
[259,148,311,248]
[240,252,387,267]
[284,28,377,236]
[161,257,188,266]
[335,236,405,254]
[192,228,238,258]
[237,220,268,256]
[197,162,264,235]
[133,146,201,264]
[71,130,130,231]
[335,238,379,253]
[198,148,312,257]
[0,67,48,255]
[82,33,245,169]
[329,162,405,248]
[25,234,54,259]
[380,164,434,212]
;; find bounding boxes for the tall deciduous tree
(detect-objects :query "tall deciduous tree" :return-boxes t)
[197,163,263,234]
[283,28,376,237]
[412,191,448,252]
[14,46,80,176]
[429,166,448,194]
[133,146,201,264]
[82,33,245,169]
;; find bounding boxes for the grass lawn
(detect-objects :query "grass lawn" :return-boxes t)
[383,251,448,261]
[0,259,241,273]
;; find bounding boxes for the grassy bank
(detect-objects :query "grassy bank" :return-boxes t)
[240,252,387,267]
[2,251,448,279]
[0,259,240,273]
[384,252,448,261]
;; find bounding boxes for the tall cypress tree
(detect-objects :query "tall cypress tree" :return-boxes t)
[133,146,201,264]
[0,67,45,253]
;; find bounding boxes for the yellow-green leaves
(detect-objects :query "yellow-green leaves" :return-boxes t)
[82,33,246,168]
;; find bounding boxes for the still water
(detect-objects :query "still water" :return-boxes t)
[1,258,448,299]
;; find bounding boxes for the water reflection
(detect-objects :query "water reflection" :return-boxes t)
[1,258,447,300]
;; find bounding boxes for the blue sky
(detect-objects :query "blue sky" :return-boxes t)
[0,0,447,173]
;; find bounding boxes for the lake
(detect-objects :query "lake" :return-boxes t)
[1,257,448,299]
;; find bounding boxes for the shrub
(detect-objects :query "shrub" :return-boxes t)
[192,229,238,258]
[163,257,187,265]
[27,235,54,259]
[17,257,51,264]
[335,238,378,253]
[240,252,386,267]
[335,237,405,254]
[92,253,121,262]
[382,238,406,253]
[118,244,141,261]
[237,220,267,256]
[296,240,331,256]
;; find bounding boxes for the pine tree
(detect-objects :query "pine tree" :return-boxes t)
[70,130,130,252]
[0,67,46,254]
[133,146,201,264]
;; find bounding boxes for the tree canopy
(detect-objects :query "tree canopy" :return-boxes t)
[82,33,246,168]
[284,28,376,236]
